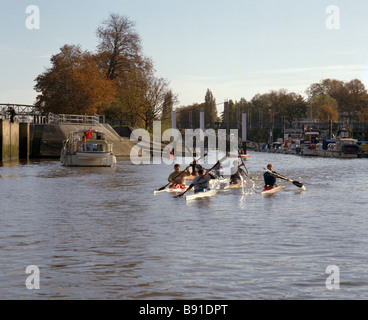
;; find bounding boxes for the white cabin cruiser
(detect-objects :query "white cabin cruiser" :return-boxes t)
[60,128,116,167]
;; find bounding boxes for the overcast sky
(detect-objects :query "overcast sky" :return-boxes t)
[2,0,368,114]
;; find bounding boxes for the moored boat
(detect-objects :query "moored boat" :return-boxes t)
[325,138,360,158]
[300,130,321,156]
[60,128,116,167]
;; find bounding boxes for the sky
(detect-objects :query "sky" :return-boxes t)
[2,0,368,114]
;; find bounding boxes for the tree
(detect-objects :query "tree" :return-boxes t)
[342,79,368,123]
[34,44,116,114]
[33,13,178,129]
[103,67,148,127]
[306,79,345,102]
[137,76,172,130]
[284,93,308,121]
[306,78,368,122]
[204,89,218,127]
[96,13,175,129]
[317,104,339,122]
[308,94,338,121]
[250,90,307,124]
[96,13,144,80]
[161,90,178,126]
[176,103,203,128]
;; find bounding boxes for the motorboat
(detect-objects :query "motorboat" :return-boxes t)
[325,138,360,158]
[300,130,321,156]
[60,128,116,167]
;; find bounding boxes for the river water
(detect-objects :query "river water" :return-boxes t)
[0,151,367,300]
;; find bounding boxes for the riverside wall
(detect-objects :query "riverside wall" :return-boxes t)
[0,120,31,162]
[0,120,17,162]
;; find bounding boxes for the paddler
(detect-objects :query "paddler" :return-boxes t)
[191,168,216,193]
[189,159,202,177]
[168,164,191,189]
[263,163,290,188]
[212,162,223,178]
[230,160,246,184]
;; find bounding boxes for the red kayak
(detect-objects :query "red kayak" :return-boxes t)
[261,186,284,195]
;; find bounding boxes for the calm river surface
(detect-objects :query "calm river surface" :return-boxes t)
[1,151,368,300]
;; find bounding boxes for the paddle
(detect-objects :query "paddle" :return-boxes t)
[155,153,208,192]
[237,149,253,181]
[176,155,228,198]
[264,168,305,189]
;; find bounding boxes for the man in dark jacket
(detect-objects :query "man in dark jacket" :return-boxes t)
[230,160,246,184]
[191,169,216,193]
[8,107,16,123]
[263,163,290,188]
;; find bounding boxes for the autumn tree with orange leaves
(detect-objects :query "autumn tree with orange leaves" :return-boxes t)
[34,44,116,115]
[34,14,176,130]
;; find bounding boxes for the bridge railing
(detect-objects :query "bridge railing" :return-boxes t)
[49,113,103,125]
[0,103,41,122]
[0,104,105,125]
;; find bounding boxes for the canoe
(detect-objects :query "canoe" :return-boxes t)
[185,189,217,201]
[261,186,285,195]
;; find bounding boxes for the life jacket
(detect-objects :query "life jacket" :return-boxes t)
[169,184,186,189]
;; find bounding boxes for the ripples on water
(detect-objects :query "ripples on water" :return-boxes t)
[1,152,368,300]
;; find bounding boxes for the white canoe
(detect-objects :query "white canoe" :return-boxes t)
[185,189,217,201]
[261,186,285,195]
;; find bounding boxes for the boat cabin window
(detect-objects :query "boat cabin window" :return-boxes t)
[79,143,106,152]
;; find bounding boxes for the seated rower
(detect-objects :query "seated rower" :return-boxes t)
[263,163,290,189]
[212,162,223,178]
[230,160,246,184]
[168,164,191,189]
[191,169,216,193]
[189,158,203,177]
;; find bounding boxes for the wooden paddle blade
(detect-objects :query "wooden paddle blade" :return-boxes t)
[292,181,304,188]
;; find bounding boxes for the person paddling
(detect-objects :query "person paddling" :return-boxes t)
[191,168,216,193]
[168,164,190,189]
[229,160,247,184]
[263,163,290,188]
